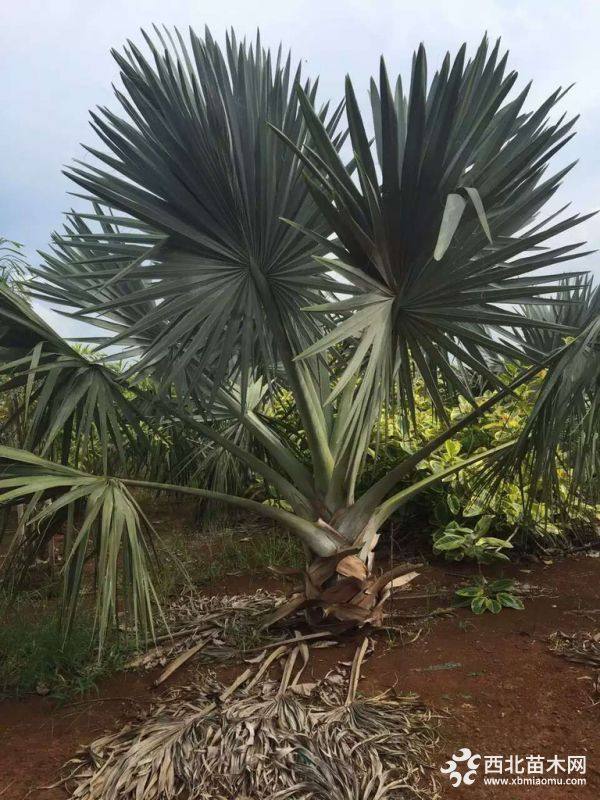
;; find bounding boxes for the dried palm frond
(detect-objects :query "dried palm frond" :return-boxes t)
[271,748,428,800]
[67,698,219,799]
[64,639,438,800]
[312,639,437,781]
[203,647,313,797]
[548,630,600,668]
[126,590,288,680]
[66,644,307,799]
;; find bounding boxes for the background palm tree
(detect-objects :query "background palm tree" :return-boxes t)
[0,237,29,291]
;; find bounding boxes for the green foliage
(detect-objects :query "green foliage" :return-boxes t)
[0,284,146,475]
[0,594,128,699]
[153,522,304,598]
[455,578,525,614]
[433,516,512,562]
[354,369,596,555]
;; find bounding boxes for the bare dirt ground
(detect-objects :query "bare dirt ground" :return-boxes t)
[0,542,598,799]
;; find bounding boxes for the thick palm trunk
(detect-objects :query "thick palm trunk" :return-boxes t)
[263,515,414,629]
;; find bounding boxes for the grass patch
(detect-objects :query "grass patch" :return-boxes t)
[0,593,130,700]
[154,519,304,598]
[213,527,304,573]
[0,515,303,699]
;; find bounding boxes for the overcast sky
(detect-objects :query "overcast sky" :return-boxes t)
[1,0,599,337]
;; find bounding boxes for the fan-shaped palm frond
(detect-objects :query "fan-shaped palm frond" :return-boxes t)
[0,237,29,290]
[493,289,600,511]
[0,284,145,471]
[31,28,344,399]
[0,446,159,647]
[0,281,67,357]
[276,36,591,455]
[513,273,598,358]
[30,203,164,355]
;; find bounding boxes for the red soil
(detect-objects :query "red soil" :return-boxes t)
[0,555,598,800]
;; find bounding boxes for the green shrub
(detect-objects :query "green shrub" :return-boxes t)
[352,370,597,558]
[433,515,513,562]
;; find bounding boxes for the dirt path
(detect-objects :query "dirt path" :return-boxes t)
[372,556,600,799]
[0,555,598,799]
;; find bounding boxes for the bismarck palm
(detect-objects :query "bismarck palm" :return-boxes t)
[1,29,598,636]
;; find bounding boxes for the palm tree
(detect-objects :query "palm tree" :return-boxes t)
[1,28,598,638]
[0,237,29,290]
[500,275,600,513]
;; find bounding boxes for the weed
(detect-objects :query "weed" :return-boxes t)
[455,578,525,614]
[215,527,304,574]
[0,595,130,700]
[153,520,304,598]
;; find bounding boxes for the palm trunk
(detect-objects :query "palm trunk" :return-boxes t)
[264,515,413,629]
[126,441,511,630]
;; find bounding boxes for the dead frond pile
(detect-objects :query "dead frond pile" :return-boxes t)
[126,589,289,683]
[549,630,600,705]
[548,630,600,668]
[64,638,439,800]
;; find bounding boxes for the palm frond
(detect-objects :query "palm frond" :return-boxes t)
[0,236,29,290]
[0,446,159,648]
[278,36,591,453]
[0,281,68,357]
[513,273,598,358]
[0,284,146,471]
[30,28,344,401]
[493,305,600,511]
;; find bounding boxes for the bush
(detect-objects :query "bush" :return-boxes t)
[272,370,597,559]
